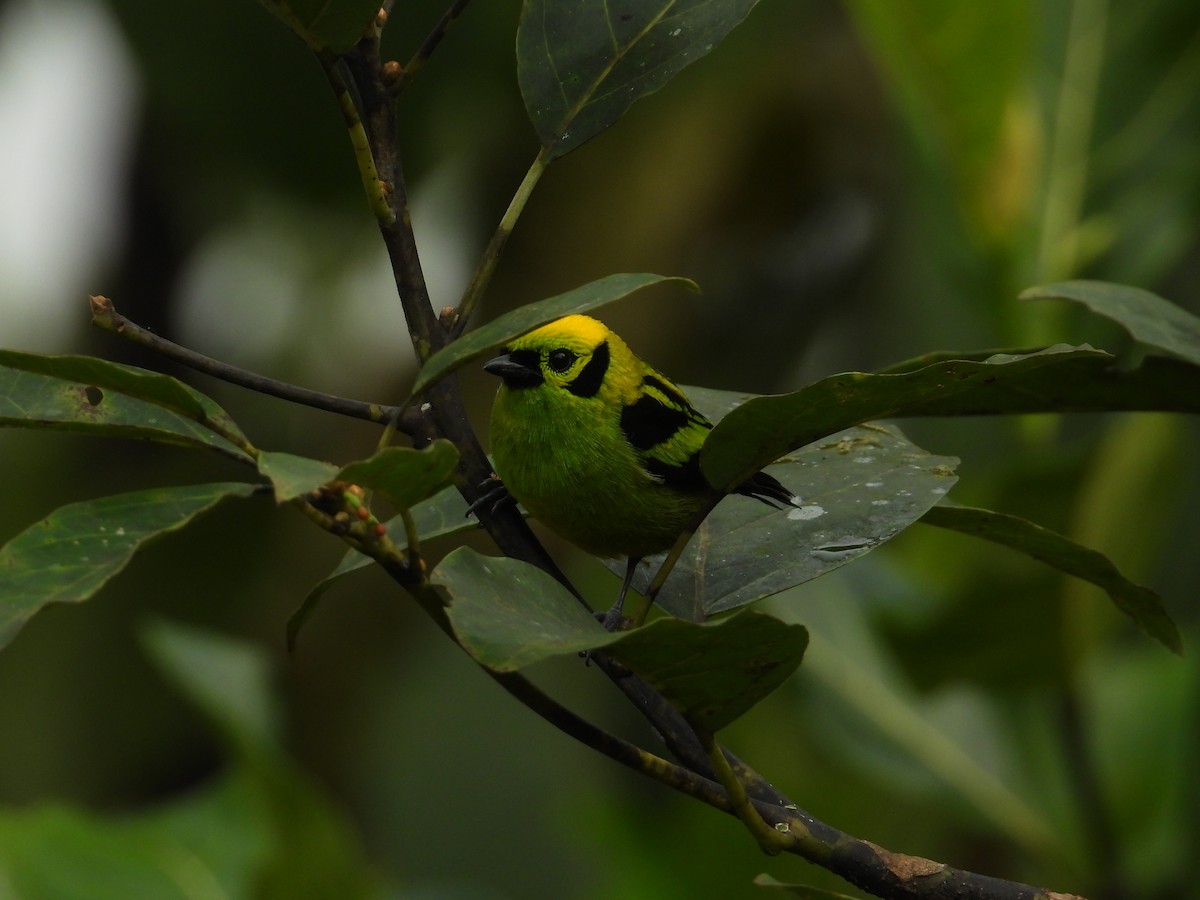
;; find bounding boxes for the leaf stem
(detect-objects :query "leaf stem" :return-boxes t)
[391,0,473,94]
[698,727,791,855]
[450,149,551,338]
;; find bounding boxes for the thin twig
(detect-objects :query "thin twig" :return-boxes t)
[391,0,473,95]
[450,148,550,338]
[88,295,412,428]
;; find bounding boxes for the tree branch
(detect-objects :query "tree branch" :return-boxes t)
[88,295,414,429]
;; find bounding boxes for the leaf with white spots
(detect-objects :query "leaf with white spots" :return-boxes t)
[0,483,258,648]
[604,389,959,620]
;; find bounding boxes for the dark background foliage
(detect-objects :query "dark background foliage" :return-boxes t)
[0,0,1196,897]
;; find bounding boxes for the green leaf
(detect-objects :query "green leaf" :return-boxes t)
[413,273,695,394]
[881,350,1200,415]
[921,504,1182,655]
[258,451,339,502]
[615,412,959,619]
[252,0,381,54]
[435,548,807,730]
[1021,280,1200,366]
[434,547,604,671]
[337,440,459,510]
[518,0,761,160]
[701,344,1107,492]
[601,611,808,733]
[0,350,250,444]
[0,483,258,650]
[0,352,254,462]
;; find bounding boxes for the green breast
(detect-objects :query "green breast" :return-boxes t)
[489,385,705,558]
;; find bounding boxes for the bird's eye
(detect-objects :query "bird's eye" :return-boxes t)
[547,348,577,373]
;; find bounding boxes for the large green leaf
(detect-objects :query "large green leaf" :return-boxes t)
[434,546,603,670]
[872,348,1200,414]
[600,610,807,733]
[434,547,807,730]
[0,352,254,462]
[921,504,1182,655]
[0,483,258,649]
[251,0,381,54]
[518,0,761,160]
[701,345,1106,492]
[413,273,695,394]
[0,350,250,443]
[338,441,459,510]
[1022,280,1200,366]
[612,418,958,620]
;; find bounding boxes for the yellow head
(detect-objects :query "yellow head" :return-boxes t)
[483,314,637,400]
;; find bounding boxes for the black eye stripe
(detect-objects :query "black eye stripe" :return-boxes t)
[566,340,609,397]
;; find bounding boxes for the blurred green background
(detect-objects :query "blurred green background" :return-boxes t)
[0,0,1197,897]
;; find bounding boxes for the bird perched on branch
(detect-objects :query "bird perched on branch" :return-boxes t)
[478,314,796,628]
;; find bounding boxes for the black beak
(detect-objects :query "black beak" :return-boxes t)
[483,352,543,388]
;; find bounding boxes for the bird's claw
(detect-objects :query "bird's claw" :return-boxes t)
[466,477,514,519]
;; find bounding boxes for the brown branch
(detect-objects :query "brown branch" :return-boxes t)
[88,295,415,430]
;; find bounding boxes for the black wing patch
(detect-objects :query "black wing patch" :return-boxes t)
[620,373,714,492]
[620,392,691,451]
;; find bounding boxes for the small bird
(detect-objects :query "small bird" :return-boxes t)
[480,314,796,628]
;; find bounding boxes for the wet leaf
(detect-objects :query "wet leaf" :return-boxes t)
[0,483,258,649]
[518,0,761,159]
[611,408,958,619]
[413,273,695,394]
[701,345,1105,492]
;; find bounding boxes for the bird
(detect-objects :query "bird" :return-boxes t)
[478,314,796,629]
